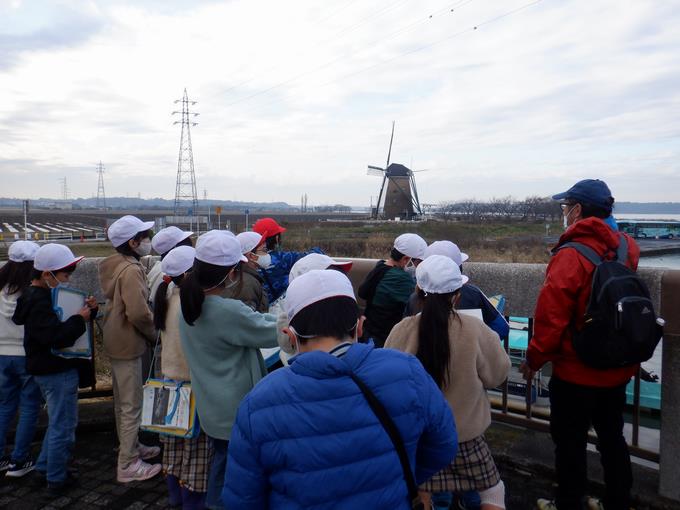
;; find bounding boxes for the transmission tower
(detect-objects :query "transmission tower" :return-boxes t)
[172,88,199,217]
[59,177,69,201]
[96,161,107,210]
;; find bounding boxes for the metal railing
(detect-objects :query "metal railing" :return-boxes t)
[490,316,660,463]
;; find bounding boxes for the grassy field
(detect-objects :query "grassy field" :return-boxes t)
[57,219,558,263]
[28,219,559,263]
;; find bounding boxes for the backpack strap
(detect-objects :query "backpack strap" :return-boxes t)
[616,234,629,263]
[553,242,602,267]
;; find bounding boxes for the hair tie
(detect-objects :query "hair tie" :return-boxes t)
[162,275,172,284]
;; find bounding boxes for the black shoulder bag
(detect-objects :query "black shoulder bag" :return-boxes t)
[348,373,425,510]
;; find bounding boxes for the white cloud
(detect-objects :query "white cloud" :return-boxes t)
[0,0,678,205]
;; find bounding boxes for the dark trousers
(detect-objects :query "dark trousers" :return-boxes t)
[549,376,632,510]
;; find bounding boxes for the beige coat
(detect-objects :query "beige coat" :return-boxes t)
[160,285,190,381]
[99,253,156,360]
[385,313,511,442]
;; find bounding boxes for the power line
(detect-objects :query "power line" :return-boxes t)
[229,0,544,115]
[223,0,476,109]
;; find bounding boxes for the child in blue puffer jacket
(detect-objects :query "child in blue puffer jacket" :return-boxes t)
[223,269,458,509]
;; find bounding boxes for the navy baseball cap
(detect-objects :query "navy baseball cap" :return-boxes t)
[552,179,613,211]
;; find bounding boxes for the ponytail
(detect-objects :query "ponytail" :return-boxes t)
[0,260,33,295]
[416,290,456,389]
[179,260,232,326]
[153,275,184,331]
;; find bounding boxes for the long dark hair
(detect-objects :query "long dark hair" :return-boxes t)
[179,259,234,326]
[154,274,186,331]
[0,260,34,295]
[416,290,457,389]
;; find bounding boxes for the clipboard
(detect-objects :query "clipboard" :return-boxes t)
[51,287,93,359]
[141,379,199,438]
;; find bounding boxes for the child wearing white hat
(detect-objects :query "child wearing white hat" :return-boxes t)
[0,241,42,478]
[386,255,511,510]
[223,269,458,509]
[177,230,278,509]
[11,244,97,492]
[222,231,269,312]
[99,215,161,483]
[357,232,426,347]
[149,245,212,508]
[147,226,193,306]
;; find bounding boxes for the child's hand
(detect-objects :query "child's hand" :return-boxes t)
[85,296,97,309]
[78,306,92,321]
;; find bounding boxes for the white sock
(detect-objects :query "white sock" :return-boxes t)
[479,480,506,509]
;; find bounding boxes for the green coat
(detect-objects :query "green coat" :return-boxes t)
[179,295,278,440]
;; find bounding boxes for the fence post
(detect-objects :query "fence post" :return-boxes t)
[659,269,680,501]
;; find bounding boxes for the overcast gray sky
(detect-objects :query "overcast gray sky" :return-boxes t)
[1,0,679,206]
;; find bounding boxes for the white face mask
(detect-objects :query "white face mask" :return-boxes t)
[405,259,416,277]
[563,206,576,230]
[45,271,63,290]
[256,253,272,269]
[134,238,152,257]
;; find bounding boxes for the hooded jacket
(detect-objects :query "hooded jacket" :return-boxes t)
[526,217,640,387]
[12,286,85,375]
[99,253,156,360]
[1,287,25,356]
[222,342,457,509]
[221,264,269,312]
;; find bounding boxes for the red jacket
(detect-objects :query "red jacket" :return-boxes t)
[526,217,640,387]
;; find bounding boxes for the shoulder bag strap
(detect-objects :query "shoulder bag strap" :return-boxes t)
[616,233,629,263]
[348,372,420,507]
[553,241,602,267]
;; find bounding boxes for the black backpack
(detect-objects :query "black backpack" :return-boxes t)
[554,235,663,369]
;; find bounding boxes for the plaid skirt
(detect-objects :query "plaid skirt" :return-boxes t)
[422,435,501,493]
[161,431,214,493]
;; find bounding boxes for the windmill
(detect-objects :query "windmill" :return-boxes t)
[367,122,424,220]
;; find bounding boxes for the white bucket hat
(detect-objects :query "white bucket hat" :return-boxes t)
[236,232,264,255]
[8,240,40,262]
[108,215,155,248]
[289,253,353,283]
[161,246,196,278]
[416,254,468,294]
[34,244,84,272]
[394,233,427,259]
[285,269,356,321]
[195,230,247,266]
[424,240,469,266]
[152,226,193,255]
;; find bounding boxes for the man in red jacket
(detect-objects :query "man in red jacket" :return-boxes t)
[520,179,639,510]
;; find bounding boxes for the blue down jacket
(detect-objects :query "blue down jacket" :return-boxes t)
[223,342,458,509]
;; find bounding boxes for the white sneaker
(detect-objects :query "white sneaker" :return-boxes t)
[117,458,162,483]
[137,444,160,460]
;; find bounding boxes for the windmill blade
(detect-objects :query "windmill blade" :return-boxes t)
[385,121,395,169]
[410,173,423,215]
[367,165,385,176]
[375,172,388,218]
[411,169,429,173]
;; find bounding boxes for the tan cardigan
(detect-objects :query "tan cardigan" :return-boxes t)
[160,285,190,381]
[385,313,511,442]
[99,253,156,360]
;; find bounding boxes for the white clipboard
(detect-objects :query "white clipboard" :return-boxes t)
[51,287,93,359]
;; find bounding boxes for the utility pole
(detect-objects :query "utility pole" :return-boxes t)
[59,177,69,201]
[23,200,29,240]
[96,161,107,210]
[172,89,199,221]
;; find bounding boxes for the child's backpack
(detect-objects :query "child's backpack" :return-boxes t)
[554,235,663,369]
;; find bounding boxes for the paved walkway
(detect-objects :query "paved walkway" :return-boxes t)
[0,430,171,510]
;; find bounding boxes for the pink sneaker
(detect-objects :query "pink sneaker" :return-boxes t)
[137,444,160,460]
[117,458,162,483]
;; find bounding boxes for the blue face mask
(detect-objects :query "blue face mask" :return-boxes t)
[46,271,63,290]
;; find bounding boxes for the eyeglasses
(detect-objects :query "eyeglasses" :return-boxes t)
[560,203,576,210]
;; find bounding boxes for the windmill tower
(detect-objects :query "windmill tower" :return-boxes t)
[172,89,199,217]
[367,122,423,220]
[96,161,107,210]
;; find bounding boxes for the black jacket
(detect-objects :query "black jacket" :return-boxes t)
[13,286,86,375]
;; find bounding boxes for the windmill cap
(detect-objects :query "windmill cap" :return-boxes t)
[252,218,286,239]
[424,241,469,266]
[394,233,427,259]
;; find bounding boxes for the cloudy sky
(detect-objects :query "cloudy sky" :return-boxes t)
[1,0,679,206]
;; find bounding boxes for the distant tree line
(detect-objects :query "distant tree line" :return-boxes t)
[437,196,562,222]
